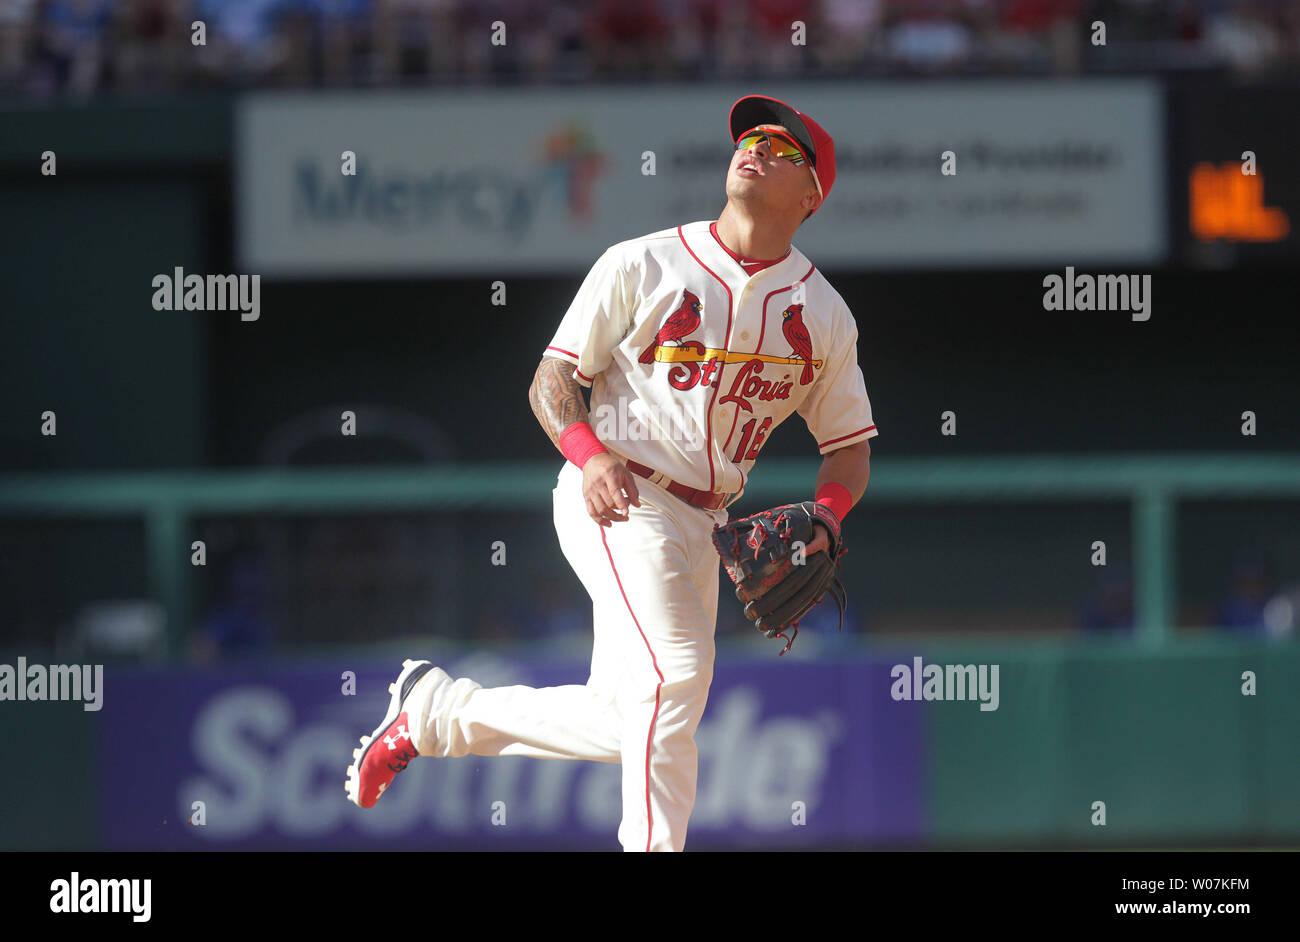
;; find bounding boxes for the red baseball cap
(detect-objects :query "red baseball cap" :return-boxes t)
[729,94,836,216]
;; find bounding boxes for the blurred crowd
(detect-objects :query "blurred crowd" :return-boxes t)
[1081,549,1299,639]
[2,0,1298,97]
[180,541,1298,662]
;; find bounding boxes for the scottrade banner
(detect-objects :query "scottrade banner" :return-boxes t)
[96,656,923,850]
[237,81,1164,275]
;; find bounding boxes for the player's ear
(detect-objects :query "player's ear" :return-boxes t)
[803,189,821,220]
[801,196,818,223]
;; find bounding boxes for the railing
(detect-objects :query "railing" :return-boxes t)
[2,453,1298,654]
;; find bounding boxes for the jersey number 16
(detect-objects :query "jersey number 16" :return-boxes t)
[733,416,772,462]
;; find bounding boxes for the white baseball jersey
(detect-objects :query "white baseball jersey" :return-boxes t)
[545,220,878,497]
[400,219,879,853]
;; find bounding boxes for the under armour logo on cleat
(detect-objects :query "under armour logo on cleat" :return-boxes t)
[384,725,411,750]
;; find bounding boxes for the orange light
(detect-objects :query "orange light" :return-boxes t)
[1190,162,1290,242]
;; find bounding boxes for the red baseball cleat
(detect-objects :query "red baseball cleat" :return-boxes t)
[345,659,434,809]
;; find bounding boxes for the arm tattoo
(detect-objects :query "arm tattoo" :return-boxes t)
[528,356,589,449]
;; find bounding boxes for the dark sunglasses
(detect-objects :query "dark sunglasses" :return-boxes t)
[735,126,809,166]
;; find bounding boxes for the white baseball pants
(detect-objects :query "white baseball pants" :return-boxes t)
[406,460,728,851]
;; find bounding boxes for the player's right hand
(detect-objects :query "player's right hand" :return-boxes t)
[582,453,642,527]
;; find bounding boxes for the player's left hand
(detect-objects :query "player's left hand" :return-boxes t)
[712,501,848,655]
[806,524,830,559]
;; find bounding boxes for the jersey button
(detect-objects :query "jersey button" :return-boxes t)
[740,330,750,341]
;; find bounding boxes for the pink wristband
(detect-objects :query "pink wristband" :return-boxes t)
[815,482,854,530]
[558,422,608,470]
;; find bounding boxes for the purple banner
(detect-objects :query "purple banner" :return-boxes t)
[97,655,924,850]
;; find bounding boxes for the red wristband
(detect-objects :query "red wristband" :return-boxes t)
[559,422,608,470]
[815,482,854,530]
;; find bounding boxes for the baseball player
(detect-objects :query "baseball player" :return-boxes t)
[346,94,877,851]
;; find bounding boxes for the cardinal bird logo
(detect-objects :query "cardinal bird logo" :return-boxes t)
[639,289,703,364]
[781,304,815,385]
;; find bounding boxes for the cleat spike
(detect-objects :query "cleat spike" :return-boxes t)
[388,683,396,694]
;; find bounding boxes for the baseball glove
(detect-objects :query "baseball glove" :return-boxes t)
[712,501,847,655]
